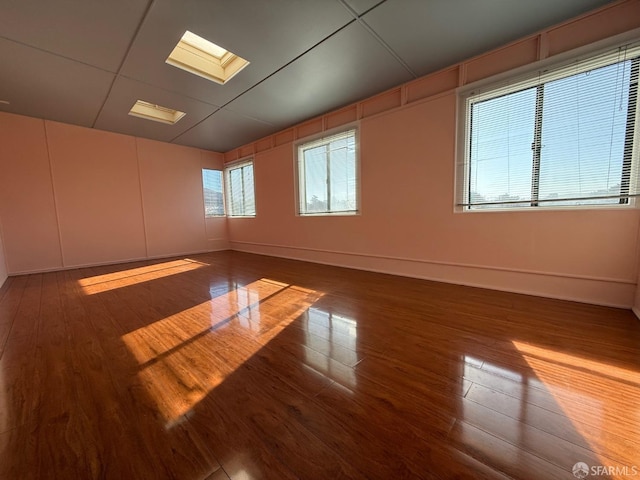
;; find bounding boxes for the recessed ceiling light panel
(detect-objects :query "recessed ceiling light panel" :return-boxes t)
[128,100,186,125]
[166,30,250,85]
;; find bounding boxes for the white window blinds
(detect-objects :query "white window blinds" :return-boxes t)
[297,129,358,215]
[225,160,255,217]
[202,169,225,217]
[458,43,640,209]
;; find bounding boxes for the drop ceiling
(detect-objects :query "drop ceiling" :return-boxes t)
[0,0,616,152]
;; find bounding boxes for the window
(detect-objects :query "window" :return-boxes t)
[296,129,358,215]
[457,43,640,210]
[202,169,224,217]
[224,160,255,217]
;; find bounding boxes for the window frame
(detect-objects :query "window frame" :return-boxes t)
[224,158,256,218]
[294,126,360,217]
[201,168,226,218]
[455,41,640,213]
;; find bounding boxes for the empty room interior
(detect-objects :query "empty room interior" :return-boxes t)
[2,0,640,479]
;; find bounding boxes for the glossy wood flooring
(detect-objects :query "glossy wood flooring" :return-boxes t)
[0,251,639,479]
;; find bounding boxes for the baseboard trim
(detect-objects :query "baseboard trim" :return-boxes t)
[230,240,632,284]
[7,247,230,276]
[230,241,635,309]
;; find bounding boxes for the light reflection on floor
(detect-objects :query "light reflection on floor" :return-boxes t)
[300,308,358,389]
[121,278,324,426]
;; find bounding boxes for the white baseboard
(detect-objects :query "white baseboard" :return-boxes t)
[7,246,230,276]
[230,240,636,309]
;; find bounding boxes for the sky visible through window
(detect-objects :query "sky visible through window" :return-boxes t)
[469,59,633,208]
[202,169,224,216]
[227,163,255,216]
[302,134,357,214]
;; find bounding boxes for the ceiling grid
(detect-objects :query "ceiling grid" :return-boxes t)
[0,0,617,152]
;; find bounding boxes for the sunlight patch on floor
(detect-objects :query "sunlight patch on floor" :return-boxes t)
[513,341,639,385]
[78,259,208,295]
[512,340,637,478]
[121,278,324,425]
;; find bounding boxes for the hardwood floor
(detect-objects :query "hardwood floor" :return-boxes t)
[0,250,639,479]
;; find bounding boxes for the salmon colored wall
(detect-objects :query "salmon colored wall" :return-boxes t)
[635,273,640,319]
[229,97,639,307]
[136,138,227,257]
[0,224,7,288]
[635,228,640,319]
[0,114,63,273]
[227,2,640,308]
[47,121,147,267]
[0,2,638,307]
[0,112,227,274]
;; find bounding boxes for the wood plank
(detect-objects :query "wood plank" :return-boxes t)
[5,274,41,341]
[465,383,640,466]
[0,251,638,478]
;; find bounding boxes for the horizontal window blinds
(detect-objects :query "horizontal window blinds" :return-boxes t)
[225,160,255,216]
[459,43,640,209]
[298,129,358,215]
[202,169,224,216]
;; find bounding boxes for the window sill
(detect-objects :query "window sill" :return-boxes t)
[455,203,635,214]
[298,211,359,217]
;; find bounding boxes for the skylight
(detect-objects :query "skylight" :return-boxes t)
[128,100,186,125]
[166,30,250,85]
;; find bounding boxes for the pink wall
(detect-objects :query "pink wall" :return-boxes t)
[228,97,639,307]
[0,112,228,274]
[635,273,640,319]
[226,2,640,308]
[47,121,147,266]
[136,138,228,257]
[0,224,7,288]
[0,1,638,308]
[0,114,63,273]
[635,225,640,319]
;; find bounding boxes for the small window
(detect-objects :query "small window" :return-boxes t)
[202,169,225,217]
[296,129,358,215]
[224,160,256,217]
[457,43,640,210]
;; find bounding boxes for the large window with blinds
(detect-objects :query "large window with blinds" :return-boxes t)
[202,169,225,217]
[224,160,256,217]
[457,43,639,210]
[296,129,358,215]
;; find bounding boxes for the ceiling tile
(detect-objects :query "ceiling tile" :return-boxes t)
[0,0,151,72]
[363,0,615,77]
[93,76,219,143]
[172,108,277,153]
[224,21,414,130]
[0,0,624,152]
[0,38,114,127]
[120,0,354,106]
[341,0,386,16]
